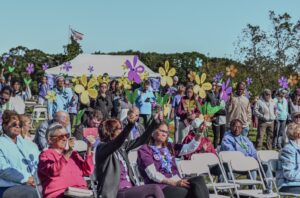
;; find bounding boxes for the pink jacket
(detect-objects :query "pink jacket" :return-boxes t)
[38,149,94,198]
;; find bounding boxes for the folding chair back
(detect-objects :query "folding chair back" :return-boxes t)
[128,151,144,186]
[191,153,219,166]
[257,150,279,164]
[230,156,259,172]
[128,150,138,164]
[178,160,209,176]
[218,151,245,164]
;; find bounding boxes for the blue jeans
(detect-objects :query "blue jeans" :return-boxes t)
[242,127,249,137]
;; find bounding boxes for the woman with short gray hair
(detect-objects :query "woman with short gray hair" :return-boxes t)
[38,122,95,198]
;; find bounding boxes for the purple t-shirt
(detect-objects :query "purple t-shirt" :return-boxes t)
[118,154,133,190]
[137,144,183,189]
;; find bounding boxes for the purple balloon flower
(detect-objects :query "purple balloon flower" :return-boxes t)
[42,63,49,71]
[88,65,94,73]
[246,77,253,86]
[125,55,145,84]
[166,87,177,95]
[62,62,72,72]
[220,79,232,102]
[213,72,223,82]
[13,58,16,66]
[26,63,34,74]
[278,76,288,89]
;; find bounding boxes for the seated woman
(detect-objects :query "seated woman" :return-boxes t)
[96,113,165,198]
[0,110,40,198]
[38,123,94,198]
[277,123,300,194]
[20,114,33,141]
[182,118,216,160]
[137,121,209,198]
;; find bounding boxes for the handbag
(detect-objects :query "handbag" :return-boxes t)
[64,187,93,197]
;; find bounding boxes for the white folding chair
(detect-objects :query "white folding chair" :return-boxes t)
[128,151,144,186]
[191,153,237,194]
[177,160,230,198]
[229,156,279,198]
[30,106,48,130]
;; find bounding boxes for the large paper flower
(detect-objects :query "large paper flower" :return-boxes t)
[188,71,197,82]
[220,79,232,102]
[278,76,288,89]
[45,91,56,102]
[125,55,145,84]
[159,60,176,87]
[98,75,110,85]
[288,75,298,86]
[213,72,223,82]
[118,77,132,90]
[193,73,212,98]
[26,63,34,74]
[75,75,98,105]
[195,57,203,68]
[139,71,149,81]
[226,65,238,77]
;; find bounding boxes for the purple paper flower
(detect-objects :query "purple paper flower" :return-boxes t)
[166,87,177,95]
[13,58,16,66]
[213,72,223,82]
[278,76,288,89]
[246,77,253,86]
[125,55,145,84]
[26,63,34,74]
[220,79,232,102]
[42,63,49,71]
[2,55,9,63]
[88,65,94,73]
[62,62,72,72]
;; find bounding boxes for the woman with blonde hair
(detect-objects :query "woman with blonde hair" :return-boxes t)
[20,114,32,140]
[277,123,300,194]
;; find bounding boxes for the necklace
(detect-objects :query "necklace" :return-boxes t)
[150,145,173,174]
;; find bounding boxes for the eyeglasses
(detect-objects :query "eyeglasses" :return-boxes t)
[158,129,169,134]
[9,122,21,128]
[51,133,70,140]
[0,97,9,102]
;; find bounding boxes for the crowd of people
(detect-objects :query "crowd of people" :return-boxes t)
[0,73,299,198]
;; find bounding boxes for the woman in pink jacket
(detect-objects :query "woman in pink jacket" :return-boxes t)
[38,123,94,198]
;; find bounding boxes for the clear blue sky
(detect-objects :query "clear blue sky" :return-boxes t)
[1,0,300,58]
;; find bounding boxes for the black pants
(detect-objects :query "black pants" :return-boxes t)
[162,176,209,198]
[117,184,164,198]
[212,124,226,148]
[279,186,300,194]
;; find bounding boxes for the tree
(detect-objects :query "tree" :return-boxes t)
[64,37,83,61]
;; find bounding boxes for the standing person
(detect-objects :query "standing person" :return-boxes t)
[289,88,300,116]
[47,76,73,120]
[11,79,32,101]
[254,89,276,150]
[96,112,165,198]
[137,121,209,198]
[135,80,156,129]
[273,89,289,149]
[176,86,202,143]
[122,107,145,141]
[0,110,40,198]
[38,76,50,105]
[92,82,113,119]
[226,82,252,136]
[170,85,185,142]
[207,82,226,148]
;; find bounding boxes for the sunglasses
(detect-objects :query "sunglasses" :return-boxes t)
[0,97,9,102]
[9,122,21,128]
[51,133,70,140]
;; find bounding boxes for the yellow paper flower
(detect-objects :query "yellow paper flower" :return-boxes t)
[118,77,132,90]
[45,91,56,102]
[226,65,238,77]
[163,104,171,117]
[98,75,110,85]
[288,75,298,86]
[188,71,197,82]
[71,77,79,85]
[193,73,212,98]
[139,71,149,81]
[232,82,237,89]
[159,61,176,87]
[75,75,98,105]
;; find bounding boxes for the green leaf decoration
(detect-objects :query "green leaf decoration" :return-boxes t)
[24,78,32,85]
[155,93,170,106]
[125,89,139,104]
[200,102,223,116]
[75,109,86,126]
[8,66,15,73]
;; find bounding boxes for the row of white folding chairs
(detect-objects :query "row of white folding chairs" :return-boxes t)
[128,151,230,198]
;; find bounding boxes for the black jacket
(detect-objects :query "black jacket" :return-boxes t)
[92,95,113,119]
[95,119,157,198]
